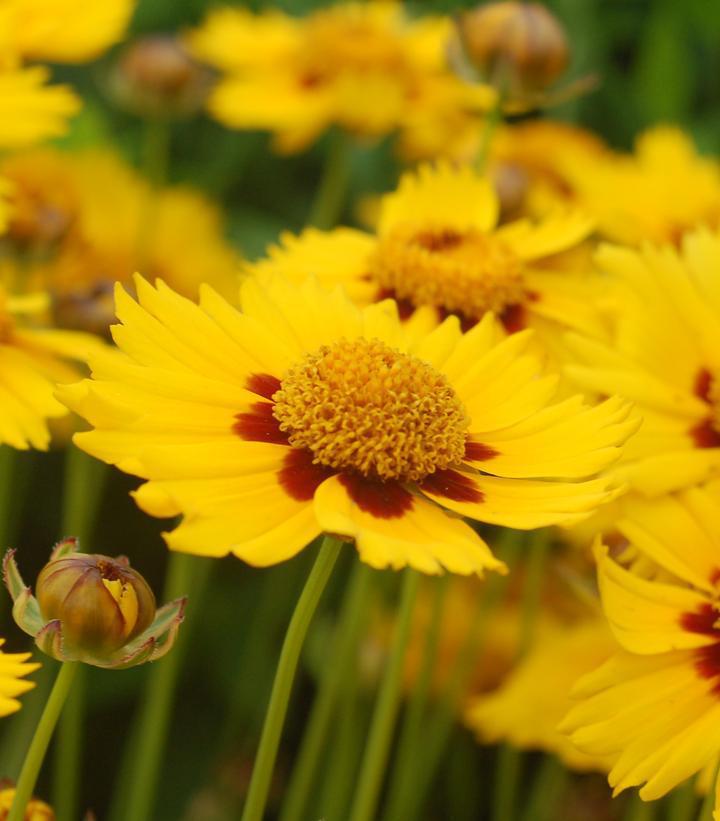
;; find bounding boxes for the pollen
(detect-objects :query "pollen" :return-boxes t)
[272,338,470,482]
[369,224,526,319]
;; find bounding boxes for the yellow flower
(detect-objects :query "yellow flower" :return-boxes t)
[565,126,720,246]
[0,286,102,449]
[59,275,636,574]
[566,230,720,500]
[0,147,241,332]
[248,162,601,345]
[0,638,38,718]
[0,787,53,820]
[561,482,720,813]
[467,615,616,771]
[186,2,493,154]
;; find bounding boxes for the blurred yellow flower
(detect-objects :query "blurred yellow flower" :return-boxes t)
[248,162,601,345]
[0,787,53,820]
[0,286,101,449]
[186,2,493,154]
[60,275,636,573]
[566,126,720,246]
[0,638,38,718]
[567,230,720,500]
[0,147,241,333]
[561,482,720,815]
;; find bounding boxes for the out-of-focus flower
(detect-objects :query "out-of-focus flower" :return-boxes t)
[565,127,720,246]
[0,0,136,148]
[109,35,212,119]
[0,640,38,718]
[4,537,185,668]
[457,2,569,98]
[566,230,720,501]
[467,615,615,771]
[0,147,241,334]
[248,162,603,348]
[186,2,494,154]
[561,482,720,815]
[0,786,53,820]
[0,285,103,449]
[60,275,636,573]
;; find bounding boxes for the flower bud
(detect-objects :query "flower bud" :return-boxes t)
[36,553,155,659]
[458,2,569,96]
[109,35,212,119]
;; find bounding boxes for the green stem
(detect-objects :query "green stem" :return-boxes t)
[308,130,351,229]
[280,560,373,821]
[698,761,719,821]
[623,793,657,821]
[475,93,504,174]
[348,569,421,821]
[389,531,524,821]
[109,552,212,821]
[519,755,567,821]
[383,576,448,818]
[143,117,171,189]
[492,529,551,821]
[8,662,78,821]
[666,782,697,821]
[241,536,343,821]
[52,446,107,821]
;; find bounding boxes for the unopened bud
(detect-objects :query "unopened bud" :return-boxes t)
[36,553,155,659]
[109,35,212,119]
[459,2,569,96]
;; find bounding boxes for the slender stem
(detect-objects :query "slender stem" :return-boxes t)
[623,793,657,821]
[492,529,552,821]
[698,760,720,821]
[348,569,421,821]
[52,445,107,821]
[475,93,504,174]
[280,560,373,821]
[8,662,78,821]
[143,117,171,189]
[241,536,343,821]
[0,446,17,549]
[383,576,448,818]
[389,531,524,821]
[666,782,697,821]
[109,552,212,821]
[519,755,567,821]
[308,130,351,230]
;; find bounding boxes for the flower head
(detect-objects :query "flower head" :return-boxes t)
[560,482,720,813]
[0,640,39,718]
[248,162,599,344]
[186,2,494,154]
[4,538,185,668]
[59,275,637,576]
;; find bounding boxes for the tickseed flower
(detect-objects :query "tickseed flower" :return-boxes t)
[59,275,637,575]
[186,2,494,154]
[0,640,39,718]
[0,787,53,820]
[0,0,135,148]
[0,285,103,450]
[4,538,185,668]
[0,147,240,334]
[564,126,720,246]
[566,229,720,500]
[467,615,615,772]
[560,481,720,813]
[248,162,601,341]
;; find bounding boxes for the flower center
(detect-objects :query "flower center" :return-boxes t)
[368,224,526,320]
[272,338,470,482]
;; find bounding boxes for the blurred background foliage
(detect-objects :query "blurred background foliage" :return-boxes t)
[1,1,719,819]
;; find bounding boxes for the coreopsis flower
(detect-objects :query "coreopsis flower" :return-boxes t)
[186,2,493,154]
[0,286,102,449]
[0,786,53,820]
[0,147,240,334]
[0,640,38,718]
[565,126,720,246]
[248,162,601,343]
[566,229,720,500]
[0,0,135,148]
[467,615,615,771]
[59,275,637,574]
[4,537,185,668]
[560,482,720,813]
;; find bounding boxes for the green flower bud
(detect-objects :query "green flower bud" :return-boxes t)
[36,553,155,659]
